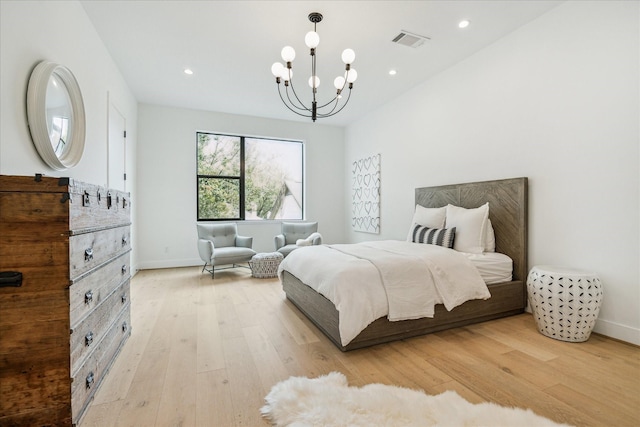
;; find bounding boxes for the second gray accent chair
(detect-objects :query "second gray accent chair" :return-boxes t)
[275,221,322,257]
[197,223,256,278]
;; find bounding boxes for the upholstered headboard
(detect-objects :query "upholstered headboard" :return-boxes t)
[415,177,528,282]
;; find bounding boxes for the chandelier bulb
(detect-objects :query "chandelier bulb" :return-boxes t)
[281,67,292,82]
[346,68,358,83]
[334,76,346,90]
[341,48,355,64]
[308,75,320,88]
[271,62,284,78]
[281,46,296,62]
[305,31,320,49]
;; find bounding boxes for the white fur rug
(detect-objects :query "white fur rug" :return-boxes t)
[261,372,572,427]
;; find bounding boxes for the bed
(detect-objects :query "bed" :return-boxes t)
[280,177,528,351]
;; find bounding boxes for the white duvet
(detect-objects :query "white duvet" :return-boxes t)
[278,240,490,346]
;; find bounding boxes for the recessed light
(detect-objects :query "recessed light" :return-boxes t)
[458,20,470,29]
[389,69,397,76]
[184,68,194,75]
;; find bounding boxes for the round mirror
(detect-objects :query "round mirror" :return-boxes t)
[27,61,86,170]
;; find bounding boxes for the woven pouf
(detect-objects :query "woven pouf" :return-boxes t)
[527,265,603,342]
[249,252,284,279]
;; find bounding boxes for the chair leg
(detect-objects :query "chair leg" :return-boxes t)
[202,263,215,279]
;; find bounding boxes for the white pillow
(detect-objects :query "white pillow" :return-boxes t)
[296,238,312,246]
[406,205,446,241]
[445,203,489,254]
[485,218,496,252]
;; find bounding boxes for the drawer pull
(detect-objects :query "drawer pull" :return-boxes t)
[85,248,93,262]
[82,191,90,206]
[97,191,102,202]
[122,236,128,246]
[85,290,93,304]
[86,372,95,389]
[122,321,128,333]
[121,265,127,275]
[0,271,22,288]
[85,331,94,346]
[122,294,128,304]
[122,197,128,209]
[107,192,112,209]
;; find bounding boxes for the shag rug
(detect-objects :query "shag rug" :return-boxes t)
[261,372,572,427]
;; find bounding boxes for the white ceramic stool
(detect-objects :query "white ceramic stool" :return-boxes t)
[527,265,603,342]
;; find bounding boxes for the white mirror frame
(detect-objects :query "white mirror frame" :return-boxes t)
[27,61,86,170]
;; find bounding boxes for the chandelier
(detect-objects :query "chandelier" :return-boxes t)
[271,12,358,122]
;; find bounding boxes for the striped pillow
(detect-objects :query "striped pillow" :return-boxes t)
[411,224,456,248]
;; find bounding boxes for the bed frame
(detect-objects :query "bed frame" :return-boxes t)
[282,177,528,351]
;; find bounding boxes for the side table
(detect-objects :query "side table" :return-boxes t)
[527,265,603,342]
[249,252,284,279]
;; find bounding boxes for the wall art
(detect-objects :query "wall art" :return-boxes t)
[352,153,380,233]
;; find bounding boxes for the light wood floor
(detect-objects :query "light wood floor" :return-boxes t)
[81,266,640,427]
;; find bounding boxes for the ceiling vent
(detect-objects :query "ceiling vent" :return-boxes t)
[392,31,430,48]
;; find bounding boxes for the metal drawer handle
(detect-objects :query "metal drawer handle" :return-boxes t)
[86,372,95,389]
[0,271,22,288]
[122,197,128,209]
[107,192,112,209]
[122,236,128,246]
[85,331,94,346]
[84,248,93,262]
[82,191,90,206]
[122,294,128,304]
[121,265,127,275]
[97,191,102,202]
[85,290,93,304]
[122,321,128,333]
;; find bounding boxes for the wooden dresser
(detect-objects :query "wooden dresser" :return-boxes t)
[0,175,132,426]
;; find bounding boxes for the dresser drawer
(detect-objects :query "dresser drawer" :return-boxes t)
[70,280,130,374]
[71,306,131,424]
[70,226,131,280]
[69,251,131,328]
[68,181,130,231]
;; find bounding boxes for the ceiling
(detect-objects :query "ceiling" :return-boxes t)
[80,1,562,127]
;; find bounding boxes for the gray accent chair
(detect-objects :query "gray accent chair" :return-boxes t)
[275,222,322,257]
[197,223,256,278]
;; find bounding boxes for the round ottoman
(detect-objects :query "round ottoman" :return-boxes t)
[527,265,603,342]
[249,252,284,279]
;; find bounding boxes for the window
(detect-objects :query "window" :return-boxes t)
[197,132,304,221]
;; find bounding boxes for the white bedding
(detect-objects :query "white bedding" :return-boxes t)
[465,252,513,284]
[278,240,491,346]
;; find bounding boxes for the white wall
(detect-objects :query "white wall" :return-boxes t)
[0,0,139,268]
[136,104,344,269]
[345,1,639,344]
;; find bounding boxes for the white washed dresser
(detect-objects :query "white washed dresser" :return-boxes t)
[0,174,132,426]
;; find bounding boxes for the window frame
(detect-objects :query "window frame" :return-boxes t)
[196,131,304,221]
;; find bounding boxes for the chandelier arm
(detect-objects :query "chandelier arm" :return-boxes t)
[285,80,311,111]
[316,95,340,110]
[286,78,312,111]
[277,86,312,118]
[316,89,352,118]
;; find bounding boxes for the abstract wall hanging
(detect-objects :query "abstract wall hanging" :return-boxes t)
[352,153,380,233]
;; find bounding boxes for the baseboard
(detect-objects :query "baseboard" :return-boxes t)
[137,258,201,270]
[593,319,640,346]
[525,301,638,345]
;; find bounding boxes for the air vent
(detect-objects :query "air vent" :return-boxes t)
[392,30,430,48]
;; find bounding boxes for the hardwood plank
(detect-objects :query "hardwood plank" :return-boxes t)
[197,303,225,373]
[242,325,291,391]
[155,313,198,426]
[196,369,236,427]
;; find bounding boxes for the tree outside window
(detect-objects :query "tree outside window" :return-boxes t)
[197,132,303,221]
